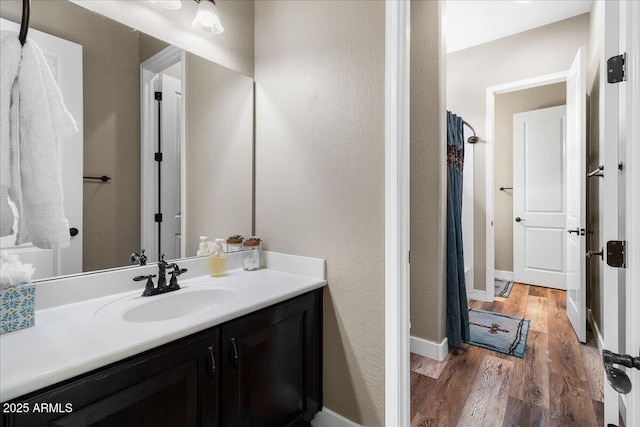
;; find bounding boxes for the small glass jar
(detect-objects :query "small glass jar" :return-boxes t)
[226,235,244,253]
[243,237,261,271]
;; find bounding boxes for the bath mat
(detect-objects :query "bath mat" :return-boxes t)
[494,279,514,298]
[468,308,530,358]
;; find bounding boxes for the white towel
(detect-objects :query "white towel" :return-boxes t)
[0,31,77,249]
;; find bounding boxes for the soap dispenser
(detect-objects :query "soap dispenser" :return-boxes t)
[208,238,227,277]
[197,236,210,256]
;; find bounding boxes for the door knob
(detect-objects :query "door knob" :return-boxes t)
[69,227,79,237]
[568,228,580,234]
[603,349,640,394]
[515,217,523,222]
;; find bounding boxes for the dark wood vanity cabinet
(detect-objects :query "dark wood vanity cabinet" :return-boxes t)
[221,290,322,427]
[3,289,322,427]
[5,329,220,427]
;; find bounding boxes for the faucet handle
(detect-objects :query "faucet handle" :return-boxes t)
[167,267,187,291]
[134,274,157,297]
[133,274,155,281]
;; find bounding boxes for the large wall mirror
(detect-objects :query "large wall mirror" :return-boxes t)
[0,0,254,281]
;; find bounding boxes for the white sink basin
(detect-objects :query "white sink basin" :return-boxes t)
[96,288,236,323]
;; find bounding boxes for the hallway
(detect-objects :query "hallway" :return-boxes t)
[410,283,604,427]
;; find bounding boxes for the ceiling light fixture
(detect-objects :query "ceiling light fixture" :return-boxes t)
[192,0,224,34]
[149,0,183,10]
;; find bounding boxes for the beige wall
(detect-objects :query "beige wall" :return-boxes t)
[410,1,447,344]
[70,0,255,77]
[254,1,385,425]
[139,32,170,64]
[447,14,590,291]
[493,83,566,272]
[1,0,142,272]
[185,53,254,254]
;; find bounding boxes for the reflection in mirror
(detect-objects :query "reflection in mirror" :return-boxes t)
[0,0,253,281]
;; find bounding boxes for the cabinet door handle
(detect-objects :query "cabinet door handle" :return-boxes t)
[207,346,216,384]
[230,337,239,372]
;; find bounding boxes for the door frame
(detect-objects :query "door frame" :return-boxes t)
[623,0,640,423]
[484,71,569,302]
[140,46,186,261]
[384,0,411,425]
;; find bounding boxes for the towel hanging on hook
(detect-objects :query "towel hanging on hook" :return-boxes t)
[19,0,30,46]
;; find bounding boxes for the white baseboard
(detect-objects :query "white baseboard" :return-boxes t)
[587,308,604,353]
[494,270,514,281]
[311,409,362,427]
[468,288,493,302]
[410,336,448,361]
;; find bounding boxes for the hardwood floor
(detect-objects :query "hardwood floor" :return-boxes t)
[410,283,604,427]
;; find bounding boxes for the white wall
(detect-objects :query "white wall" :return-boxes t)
[462,129,474,288]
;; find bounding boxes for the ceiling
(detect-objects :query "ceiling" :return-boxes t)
[445,0,593,54]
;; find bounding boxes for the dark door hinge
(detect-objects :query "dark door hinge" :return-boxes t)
[607,53,626,83]
[155,152,163,162]
[606,240,626,268]
[155,91,162,101]
[155,213,163,223]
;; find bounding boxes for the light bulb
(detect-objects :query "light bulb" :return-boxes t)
[192,0,224,34]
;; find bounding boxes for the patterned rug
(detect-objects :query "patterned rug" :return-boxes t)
[468,308,530,358]
[494,278,514,298]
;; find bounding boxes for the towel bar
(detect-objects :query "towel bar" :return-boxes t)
[83,176,111,182]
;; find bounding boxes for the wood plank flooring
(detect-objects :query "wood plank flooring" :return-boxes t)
[410,283,604,427]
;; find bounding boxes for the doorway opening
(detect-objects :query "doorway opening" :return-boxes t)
[140,46,186,263]
[486,73,571,296]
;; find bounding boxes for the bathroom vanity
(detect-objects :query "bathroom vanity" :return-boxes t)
[0,253,326,427]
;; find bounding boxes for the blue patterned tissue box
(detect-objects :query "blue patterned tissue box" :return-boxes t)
[1,283,35,334]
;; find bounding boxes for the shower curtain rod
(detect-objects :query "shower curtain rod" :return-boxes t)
[462,120,479,144]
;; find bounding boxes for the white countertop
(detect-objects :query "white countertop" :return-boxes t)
[0,256,326,402]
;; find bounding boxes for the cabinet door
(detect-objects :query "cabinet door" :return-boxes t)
[221,290,321,427]
[8,330,219,427]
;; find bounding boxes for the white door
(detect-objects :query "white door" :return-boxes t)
[159,73,182,260]
[513,105,567,290]
[565,47,587,343]
[0,18,83,280]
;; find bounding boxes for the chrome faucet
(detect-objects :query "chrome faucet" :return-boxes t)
[133,255,187,297]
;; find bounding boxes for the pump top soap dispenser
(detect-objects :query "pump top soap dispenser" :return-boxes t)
[208,238,227,277]
[197,236,210,256]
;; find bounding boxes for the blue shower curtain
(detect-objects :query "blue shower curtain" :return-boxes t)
[446,111,470,348]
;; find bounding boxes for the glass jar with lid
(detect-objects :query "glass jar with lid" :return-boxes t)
[243,237,261,271]
[226,235,244,253]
